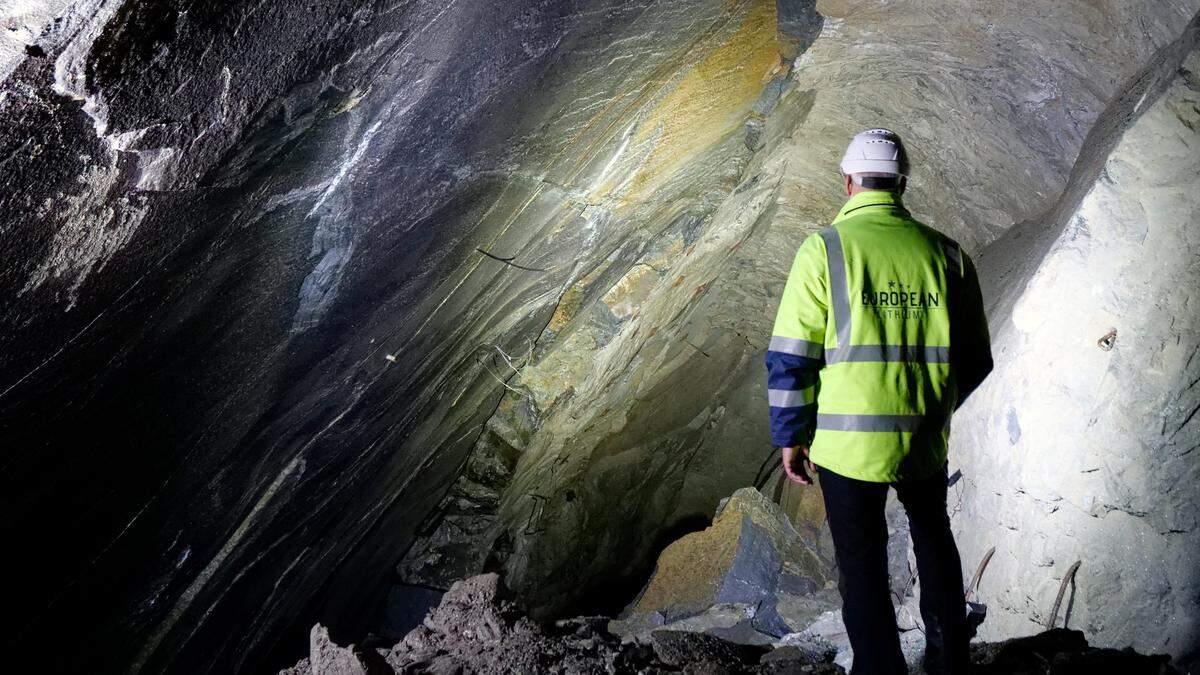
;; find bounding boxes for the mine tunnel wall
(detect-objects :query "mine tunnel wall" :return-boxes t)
[952,13,1200,665]
[1,0,1198,673]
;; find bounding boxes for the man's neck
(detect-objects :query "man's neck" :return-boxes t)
[847,187,897,197]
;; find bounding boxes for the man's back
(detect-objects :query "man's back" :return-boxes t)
[767,189,991,483]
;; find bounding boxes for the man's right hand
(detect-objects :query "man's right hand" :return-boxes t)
[781,446,816,485]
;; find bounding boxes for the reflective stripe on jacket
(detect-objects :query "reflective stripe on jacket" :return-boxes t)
[765,189,992,482]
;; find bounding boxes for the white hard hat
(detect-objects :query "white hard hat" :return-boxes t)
[840,128,908,176]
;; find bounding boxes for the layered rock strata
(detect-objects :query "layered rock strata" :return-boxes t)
[3,0,1200,671]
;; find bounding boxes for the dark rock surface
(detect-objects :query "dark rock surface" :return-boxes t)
[970,629,1181,675]
[5,0,791,672]
[377,584,445,642]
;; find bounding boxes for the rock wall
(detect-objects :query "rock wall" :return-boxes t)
[2,0,801,671]
[952,28,1200,667]
[3,0,1199,672]
[2,0,822,671]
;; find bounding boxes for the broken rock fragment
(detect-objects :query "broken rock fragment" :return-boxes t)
[612,487,833,642]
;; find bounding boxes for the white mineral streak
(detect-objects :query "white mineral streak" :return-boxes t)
[0,0,77,81]
[131,455,309,673]
[290,112,386,333]
[307,116,385,220]
[18,0,189,306]
[591,121,636,190]
[52,0,121,134]
[20,161,149,309]
[289,0,463,332]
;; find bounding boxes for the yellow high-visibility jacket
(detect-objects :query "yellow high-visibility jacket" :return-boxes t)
[765,190,992,482]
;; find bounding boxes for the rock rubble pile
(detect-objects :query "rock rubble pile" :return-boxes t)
[280,572,1181,675]
[282,488,1183,674]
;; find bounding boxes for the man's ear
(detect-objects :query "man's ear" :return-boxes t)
[897,175,907,195]
[843,174,853,196]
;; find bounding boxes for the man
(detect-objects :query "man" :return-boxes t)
[764,128,993,675]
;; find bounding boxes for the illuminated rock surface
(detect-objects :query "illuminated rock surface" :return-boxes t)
[1,0,1198,672]
[952,41,1200,660]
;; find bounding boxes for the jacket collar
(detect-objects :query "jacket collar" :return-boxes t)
[832,190,907,224]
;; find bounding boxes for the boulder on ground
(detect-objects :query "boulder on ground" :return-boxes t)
[275,624,389,675]
[611,487,834,643]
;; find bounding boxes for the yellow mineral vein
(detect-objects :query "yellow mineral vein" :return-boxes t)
[409,0,768,342]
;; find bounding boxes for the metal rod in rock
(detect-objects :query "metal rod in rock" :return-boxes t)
[1047,560,1082,629]
[965,546,997,602]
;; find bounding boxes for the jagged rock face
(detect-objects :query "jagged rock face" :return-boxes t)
[609,487,836,641]
[2,0,802,671]
[3,1,1200,673]
[952,39,1200,665]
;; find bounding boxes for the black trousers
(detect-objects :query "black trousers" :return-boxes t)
[817,463,969,675]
